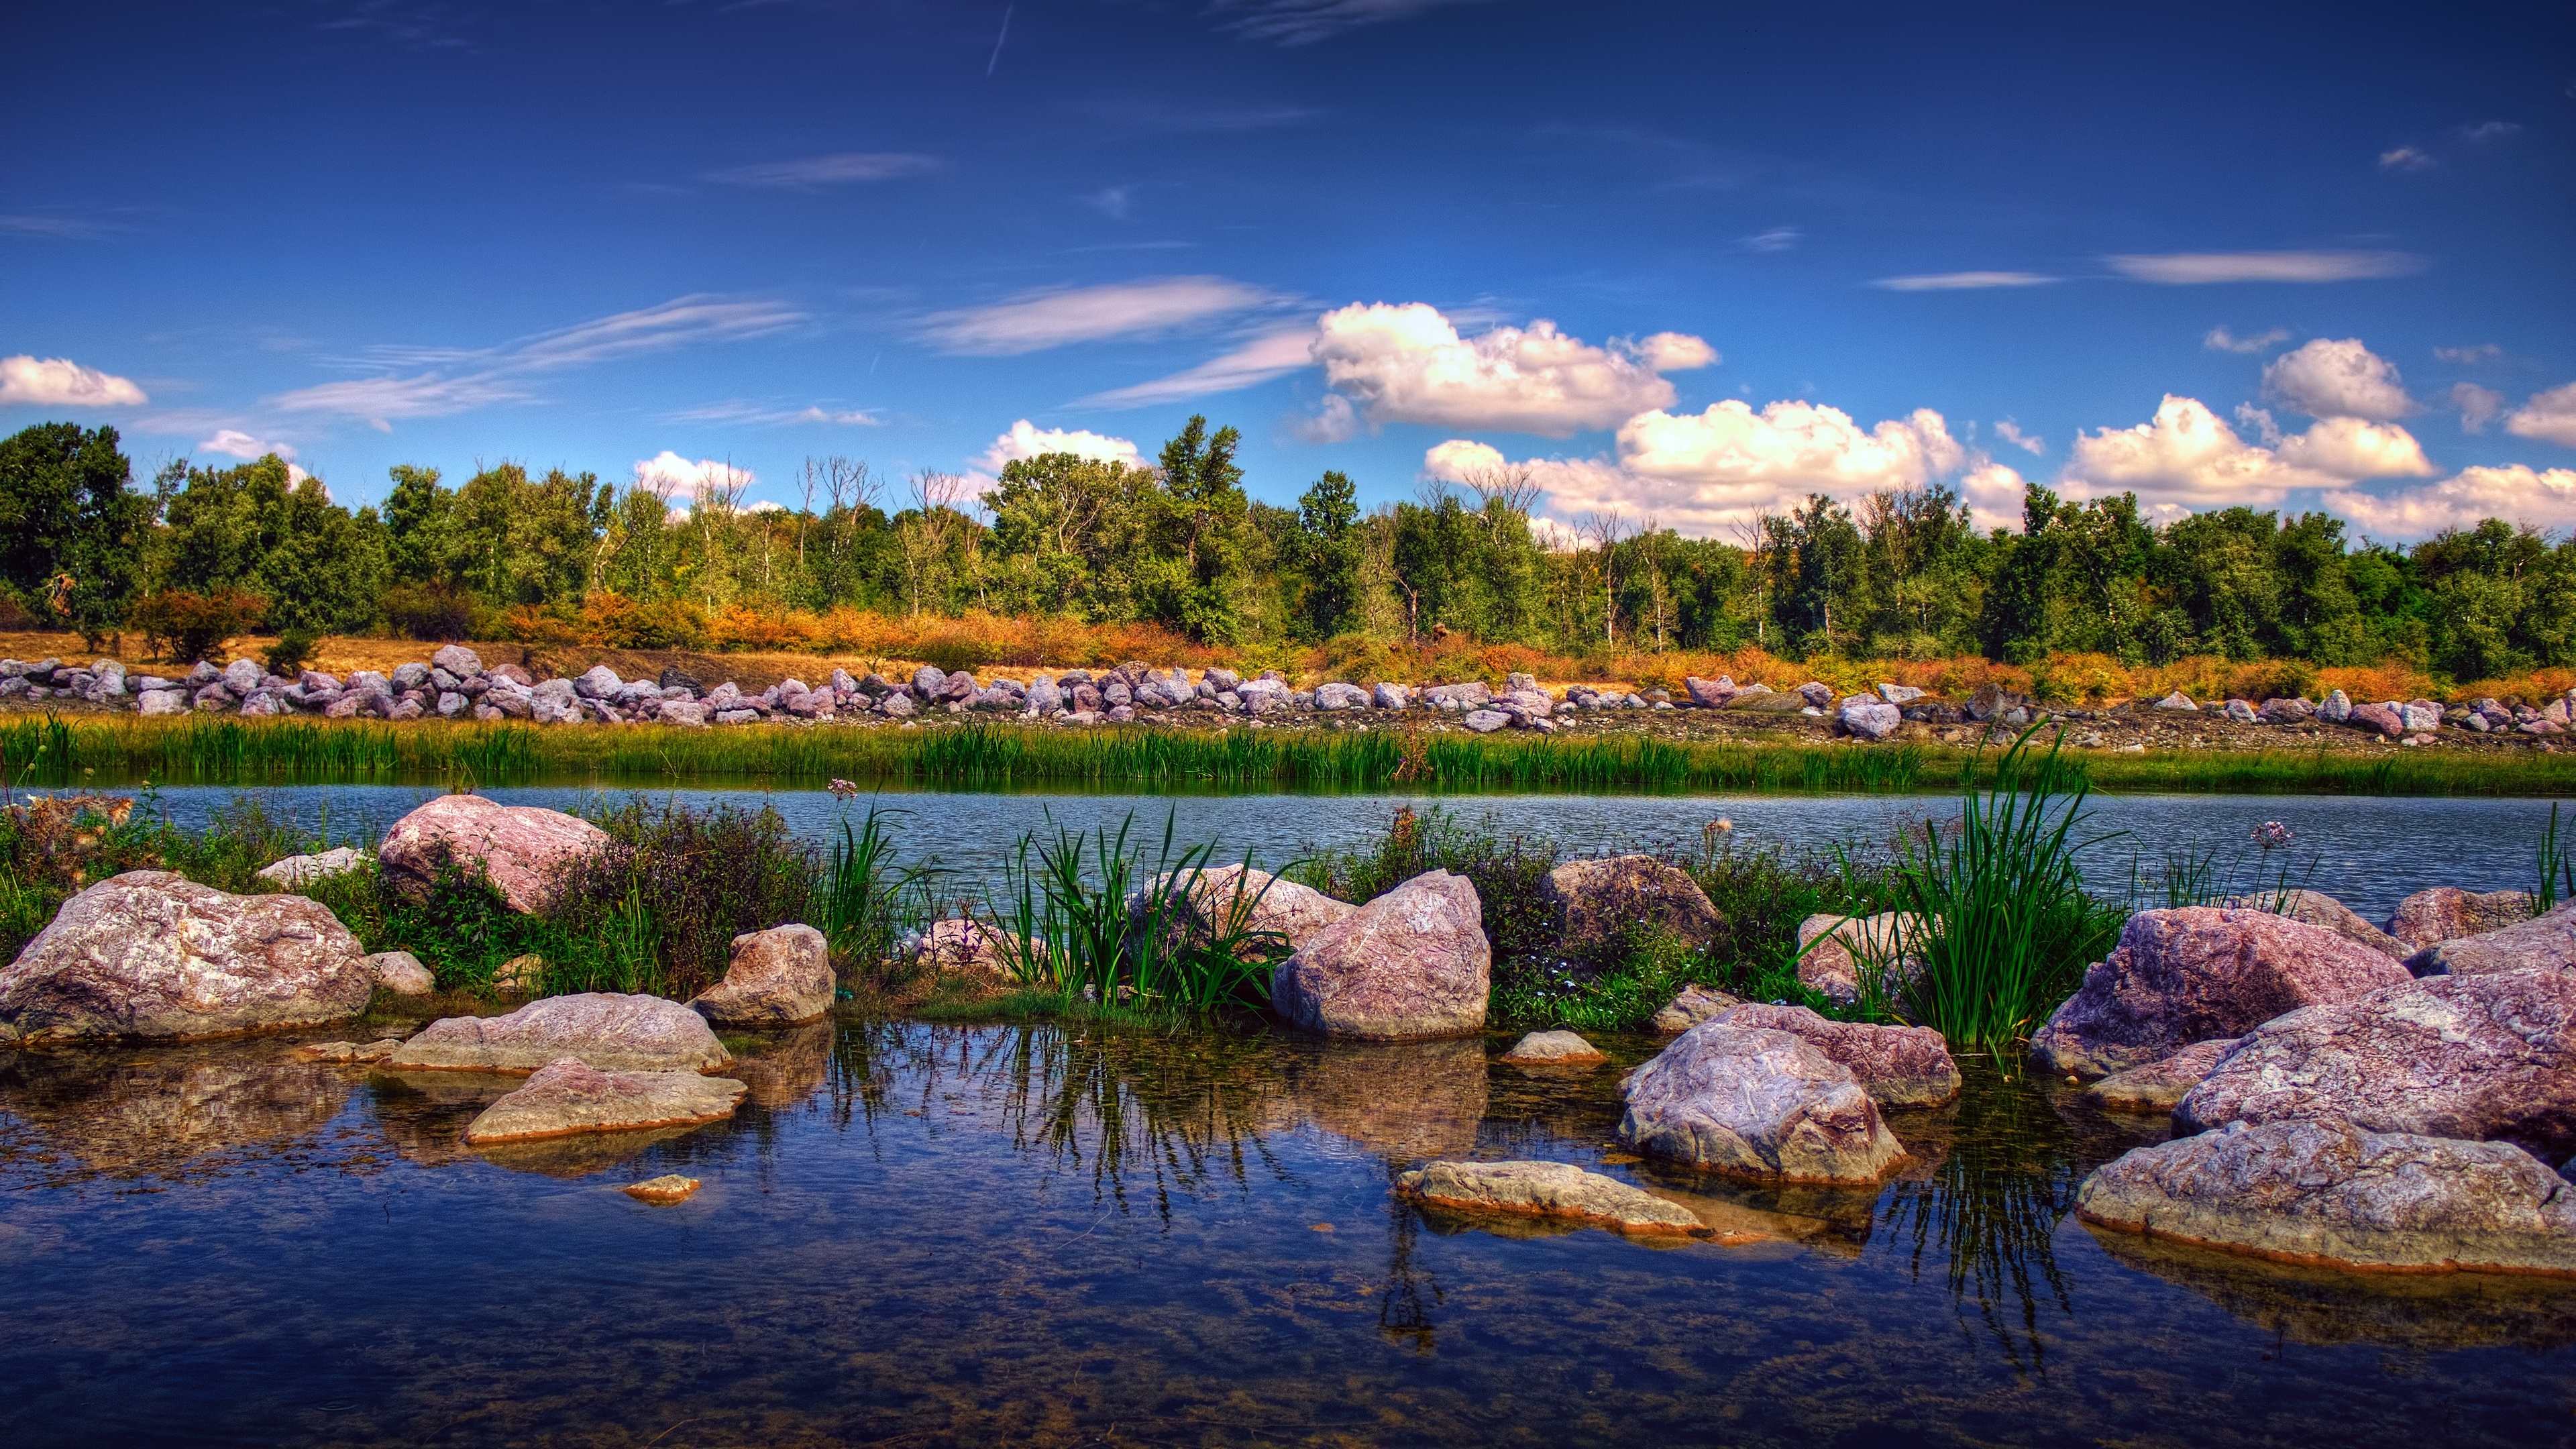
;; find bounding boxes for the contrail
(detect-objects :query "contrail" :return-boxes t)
[986,4,1012,76]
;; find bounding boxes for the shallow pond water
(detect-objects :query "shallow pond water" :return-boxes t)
[123,784,2562,919]
[5,1020,2574,1447]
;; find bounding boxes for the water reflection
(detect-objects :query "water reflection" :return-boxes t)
[2089,1228,2576,1352]
[0,1042,349,1184]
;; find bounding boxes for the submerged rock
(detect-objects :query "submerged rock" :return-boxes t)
[1538,855,1723,959]
[1711,1002,1961,1107]
[1396,1160,1704,1236]
[2028,907,2412,1079]
[2389,887,2536,951]
[0,871,372,1044]
[2084,1037,2242,1114]
[386,992,731,1075]
[462,1056,746,1143]
[1499,1030,1605,1066]
[1618,1022,1907,1184]
[2174,971,2576,1161]
[377,794,610,913]
[2076,1118,2576,1277]
[689,924,833,1028]
[1271,870,1489,1040]
[623,1173,703,1203]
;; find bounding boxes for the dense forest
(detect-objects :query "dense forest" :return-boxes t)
[1,416,2571,684]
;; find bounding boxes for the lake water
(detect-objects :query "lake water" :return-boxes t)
[119,783,2561,920]
[5,1019,2573,1447]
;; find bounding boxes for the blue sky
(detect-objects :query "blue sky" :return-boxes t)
[4,0,2572,539]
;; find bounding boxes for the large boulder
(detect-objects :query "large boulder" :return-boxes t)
[2083,1037,2241,1114]
[1270,870,1489,1040]
[2174,971,2576,1162]
[1617,1022,1907,1183]
[1134,865,1355,961]
[2407,902,2576,977]
[364,950,436,996]
[2218,889,2406,959]
[906,918,1042,978]
[2027,907,2412,1079]
[0,872,372,1044]
[385,992,731,1075]
[1839,696,1901,741]
[1794,910,1924,1004]
[376,794,611,912]
[462,1057,747,1144]
[2075,1118,2576,1277]
[1711,1002,1961,1107]
[1538,855,1723,959]
[1396,1160,1705,1237]
[2389,887,2535,950]
[688,924,834,1028]
[431,643,484,677]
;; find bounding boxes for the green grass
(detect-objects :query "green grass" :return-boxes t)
[1,711,2569,796]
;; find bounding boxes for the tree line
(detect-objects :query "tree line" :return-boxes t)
[1,415,2569,682]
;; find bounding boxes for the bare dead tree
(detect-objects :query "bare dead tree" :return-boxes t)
[1457,463,1542,541]
[1579,507,1629,645]
[899,470,973,618]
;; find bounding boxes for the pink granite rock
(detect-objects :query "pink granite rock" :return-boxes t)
[2345,701,2405,738]
[1618,1022,1907,1183]
[462,1057,746,1143]
[2083,1037,2243,1114]
[377,793,610,912]
[1539,855,1724,959]
[0,871,371,1044]
[1713,1002,1962,1107]
[2029,908,2413,1079]
[1271,870,1489,1040]
[1133,865,1354,961]
[386,992,731,1075]
[2408,902,2576,977]
[689,924,833,1028]
[2174,970,2576,1161]
[1794,910,1925,1004]
[2218,890,2405,959]
[2389,887,2536,950]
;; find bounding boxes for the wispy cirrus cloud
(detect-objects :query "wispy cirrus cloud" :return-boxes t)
[2106,250,2423,284]
[2204,325,2290,354]
[700,152,940,189]
[671,400,883,427]
[2378,146,2434,170]
[1212,0,1496,45]
[269,294,807,428]
[918,276,1289,356]
[1076,324,1318,408]
[1872,270,2055,291]
[0,212,121,239]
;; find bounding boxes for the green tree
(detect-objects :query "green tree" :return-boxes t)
[0,422,149,645]
[1293,469,1361,640]
[1150,416,1248,643]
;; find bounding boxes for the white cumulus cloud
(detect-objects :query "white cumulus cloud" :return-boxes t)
[1992,420,2043,455]
[919,277,1285,356]
[2106,250,2422,284]
[2452,383,2507,432]
[2260,337,2415,420]
[2506,382,2576,447]
[2063,394,2432,506]
[634,451,756,506]
[975,420,1142,475]
[2325,465,2576,539]
[199,429,295,460]
[0,355,148,407]
[1309,303,1714,437]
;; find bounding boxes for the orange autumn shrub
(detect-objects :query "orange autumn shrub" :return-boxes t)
[2451,665,2576,706]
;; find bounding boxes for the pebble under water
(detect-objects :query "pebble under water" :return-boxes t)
[5,1019,2575,1447]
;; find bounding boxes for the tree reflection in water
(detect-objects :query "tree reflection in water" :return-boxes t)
[1880,1067,2090,1373]
[1377,1171,1444,1354]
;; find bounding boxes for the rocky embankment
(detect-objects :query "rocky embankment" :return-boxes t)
[7,648,2566,753]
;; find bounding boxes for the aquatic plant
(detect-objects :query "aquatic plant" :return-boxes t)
[1882,727,2128,1059]
[2538,802,2575,917]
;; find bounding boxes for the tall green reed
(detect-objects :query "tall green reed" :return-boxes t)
[1884,726,2127,1059]
[2538,802,2575,916]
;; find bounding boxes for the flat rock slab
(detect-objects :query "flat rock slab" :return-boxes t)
[624,1173,703,1204]
[1397,1160,1704,1236]
[295,1038,405,1064]
[377,794,610,913]
[2408,902,2576,978]
[0,871,373,1044]
[2030,907,2412,1079]
[1499,1030,1605,1065]
[1272,870,1489,1040]
[2084,1038,2241,1114]
[1713,1002,1961,1107]
[690,924,833,1028]
[256,847,368,889]
[464,1057,746,1144]
[2174,971,2576,1161]
[387,992,731,1075]
[2077,1118,2576,1277]
[1619,1022,1906,1184]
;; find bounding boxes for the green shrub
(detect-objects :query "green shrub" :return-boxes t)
[262,629,318,678]
[127,588,266,665]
